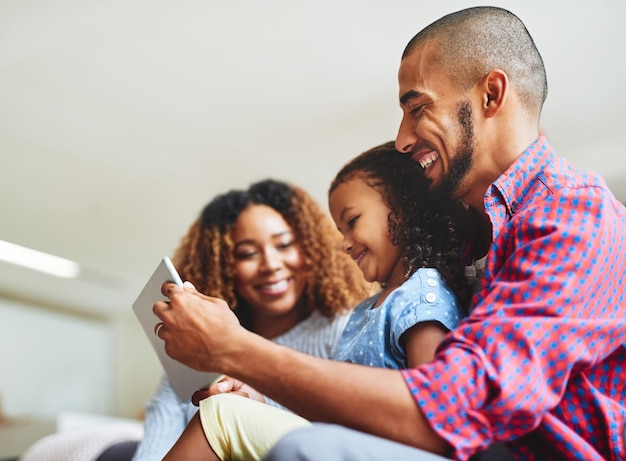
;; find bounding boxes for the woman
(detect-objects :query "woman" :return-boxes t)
[132,179,373,460]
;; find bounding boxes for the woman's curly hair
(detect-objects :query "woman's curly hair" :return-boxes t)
[329,141,473,313]
[171,179,374,329]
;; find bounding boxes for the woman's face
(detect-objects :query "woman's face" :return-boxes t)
[232,204,307,337]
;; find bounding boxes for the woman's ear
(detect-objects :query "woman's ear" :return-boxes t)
[481,69,508,118]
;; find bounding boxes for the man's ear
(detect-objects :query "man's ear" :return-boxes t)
[481,69,508,118]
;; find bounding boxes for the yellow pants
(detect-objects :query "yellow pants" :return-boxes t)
[199,393,312,461]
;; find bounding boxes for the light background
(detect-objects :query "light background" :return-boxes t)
[0,0,624,422]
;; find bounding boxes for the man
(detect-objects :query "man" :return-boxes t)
[154,7,626,460]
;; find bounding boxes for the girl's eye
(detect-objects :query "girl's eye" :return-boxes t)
[347,216,359,228]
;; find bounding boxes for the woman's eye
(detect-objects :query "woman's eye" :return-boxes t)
[277,241,295,250]
[234,250,257,260]
[347,216,359,228]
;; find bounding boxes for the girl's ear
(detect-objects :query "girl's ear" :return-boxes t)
[480,69,508,118]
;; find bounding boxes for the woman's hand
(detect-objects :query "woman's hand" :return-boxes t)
[191,376,267,406]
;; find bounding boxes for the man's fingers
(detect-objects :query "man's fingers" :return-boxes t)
[152,299,169,319]
[154,322,164,338]
[161,281,181,298]
[183,280,196,291]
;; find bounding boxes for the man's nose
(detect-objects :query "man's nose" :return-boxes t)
[395,117,417,154]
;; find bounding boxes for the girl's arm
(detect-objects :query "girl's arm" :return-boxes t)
[402,321,449,368]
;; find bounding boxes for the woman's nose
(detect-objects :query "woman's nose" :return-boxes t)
[260,249,282,271]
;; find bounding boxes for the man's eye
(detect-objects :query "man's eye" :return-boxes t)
[410,104,424,116]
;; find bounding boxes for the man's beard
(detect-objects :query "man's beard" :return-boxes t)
[431,100,474,201]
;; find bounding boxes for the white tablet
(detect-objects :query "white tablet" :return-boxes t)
[132,256,222,402]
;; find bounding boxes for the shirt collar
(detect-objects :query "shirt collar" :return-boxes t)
[486,136,554,216]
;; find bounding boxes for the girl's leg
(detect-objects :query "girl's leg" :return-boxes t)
[199,393,312,461]
[163,411,220,461]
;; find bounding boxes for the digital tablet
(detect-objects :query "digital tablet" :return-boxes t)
[131,256,222,402]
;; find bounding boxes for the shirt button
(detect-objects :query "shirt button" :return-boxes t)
[427,278,438,287]
[426,292,437,303]
[426,269,437,277]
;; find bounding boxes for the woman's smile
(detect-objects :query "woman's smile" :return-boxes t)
[255,277,292,296]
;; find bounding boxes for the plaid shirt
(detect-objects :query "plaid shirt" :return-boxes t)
[402,137,626,460]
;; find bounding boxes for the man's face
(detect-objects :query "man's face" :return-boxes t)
[430,100,474,200]
[395,44,476,202]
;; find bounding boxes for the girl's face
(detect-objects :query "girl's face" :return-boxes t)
[232,204,307,338]
[329,177,404,287]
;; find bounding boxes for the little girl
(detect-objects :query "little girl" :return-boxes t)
[163,141,473,460]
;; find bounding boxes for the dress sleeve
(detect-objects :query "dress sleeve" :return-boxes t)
[390,269,465,363]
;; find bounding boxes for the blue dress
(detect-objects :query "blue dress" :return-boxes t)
[333,268,463,368]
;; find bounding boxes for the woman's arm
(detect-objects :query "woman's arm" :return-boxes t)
[133,375,194,461]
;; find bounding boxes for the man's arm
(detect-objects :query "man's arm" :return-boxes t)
[154,282,451,455]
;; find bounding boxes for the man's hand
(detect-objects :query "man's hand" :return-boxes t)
[153,281,243,373]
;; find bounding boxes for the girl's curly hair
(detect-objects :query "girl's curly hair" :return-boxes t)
[171,179,374,330]
[329,141,473,313]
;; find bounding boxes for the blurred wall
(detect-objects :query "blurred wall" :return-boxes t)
[0,296,161,421]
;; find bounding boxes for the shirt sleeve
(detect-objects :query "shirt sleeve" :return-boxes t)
[402,185,626,460]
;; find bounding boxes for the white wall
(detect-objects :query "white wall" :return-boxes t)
[110,312,163,419]
[0,296,162,421]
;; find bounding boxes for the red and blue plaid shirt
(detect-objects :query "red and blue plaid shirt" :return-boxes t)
[402,137,626,460]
